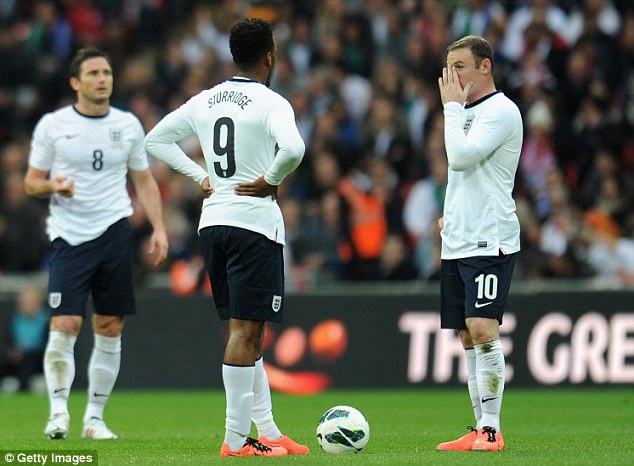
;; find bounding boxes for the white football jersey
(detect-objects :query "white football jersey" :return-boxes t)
[441,91,523,259]
[145,77,305,245]
[28,105,148,245]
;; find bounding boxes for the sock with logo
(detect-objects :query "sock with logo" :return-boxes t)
[223,364,256,451]
[474,339,504,431]
[465,348,482,429]
[44,331,77,416]
[252,357,282,441]
[83,334,121,424]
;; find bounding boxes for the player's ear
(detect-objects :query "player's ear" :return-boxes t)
[481,58,492,75]
[70,77,80,92]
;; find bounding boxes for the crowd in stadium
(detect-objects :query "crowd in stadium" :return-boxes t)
[1,0,634,290]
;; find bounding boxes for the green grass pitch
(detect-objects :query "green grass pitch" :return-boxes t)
[1,388,632,465]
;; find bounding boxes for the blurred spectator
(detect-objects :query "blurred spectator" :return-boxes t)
[300,190,345,284]
[509,21,562,110]
[0,1,17,22]
[337,156,388,280]
[67,0,106,47]
[450,0,507,40]
[568,89,623,190]
[379,233,419,280]
[519,99,557,200]
[1,139,30,173]
[592,174,631,227]
[0,19,37,144]
[567,0,622,45]
[0,171,48,271]
[537,169,585,278]
[576,209,634,288]
[359,91,413,182]
[0,285,49,393]
[502,0,570,63]
[286,13,314,84]
[403,155,447,280]
[340,12,374,78]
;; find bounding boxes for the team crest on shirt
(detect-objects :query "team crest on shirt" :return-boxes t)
[272,295,282,312]
[463,115,475,134]
[49,292,62,309]
[109,127,123,148]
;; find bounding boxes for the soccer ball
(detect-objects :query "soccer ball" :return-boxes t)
[316,405,370,454]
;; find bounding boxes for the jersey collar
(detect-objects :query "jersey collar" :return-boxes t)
[465,90,502,109]
[229,76,259,84]
[72,105,110,119]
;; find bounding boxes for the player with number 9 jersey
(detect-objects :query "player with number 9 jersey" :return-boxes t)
[144,76,304,246]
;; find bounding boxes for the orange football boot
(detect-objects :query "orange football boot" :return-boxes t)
[472,426,505,451]
[437,426,478,451]
[220,437,287,457]
[258,434,310,455]
[437,426,505,451]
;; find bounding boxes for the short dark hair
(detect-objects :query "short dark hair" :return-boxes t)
[69,47,112,79]
[229,18,275,70]
[447,35,494,70]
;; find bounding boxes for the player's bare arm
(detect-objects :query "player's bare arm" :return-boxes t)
[438,65,472,106]
[235,176,278,199]
[129,168,169,266]
[24,166,75,198]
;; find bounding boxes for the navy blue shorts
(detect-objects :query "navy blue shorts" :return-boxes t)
[199,226,284,323]
[440,252,516,330]
[47,218,136,317]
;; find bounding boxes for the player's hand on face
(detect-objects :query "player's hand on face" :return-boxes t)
[438,65,473,105]
[52,176,75,197]
[234,176,278,199]
[201,177,214,197]
[147,229,169,267]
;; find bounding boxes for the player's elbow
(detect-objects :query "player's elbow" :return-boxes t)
[23,180,37,197]
[289,138,306,162]
[447,151,481,171]
[282,139,305,168]
[143,135,156,154]
[447,160,470,172]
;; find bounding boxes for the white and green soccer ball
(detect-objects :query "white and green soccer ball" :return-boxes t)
[316,405,370,454]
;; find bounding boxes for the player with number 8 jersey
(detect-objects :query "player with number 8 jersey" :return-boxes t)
[29,105,148,245]
[25,47,168,441]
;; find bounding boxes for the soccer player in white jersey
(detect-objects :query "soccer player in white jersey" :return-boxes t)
[24,48,169,440]
[435,35,523,452]
[144,18,307,458]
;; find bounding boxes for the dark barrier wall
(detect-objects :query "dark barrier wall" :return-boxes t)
[1,288,632,391]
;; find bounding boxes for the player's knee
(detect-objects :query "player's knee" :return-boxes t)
[466,318,498,344]
[50,316,82,336]
[92,315,124,337]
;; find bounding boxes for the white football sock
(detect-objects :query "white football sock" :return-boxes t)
[44,331,77,416]
[83,334,121,424]
[474,339,505,431]
[465,348,482,428]
[252,357,282,440]
[223,364,256,451]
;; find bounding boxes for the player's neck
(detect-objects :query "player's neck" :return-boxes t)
[235,71,264,85]
[75,98,110,117]
[467,84,497,105]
